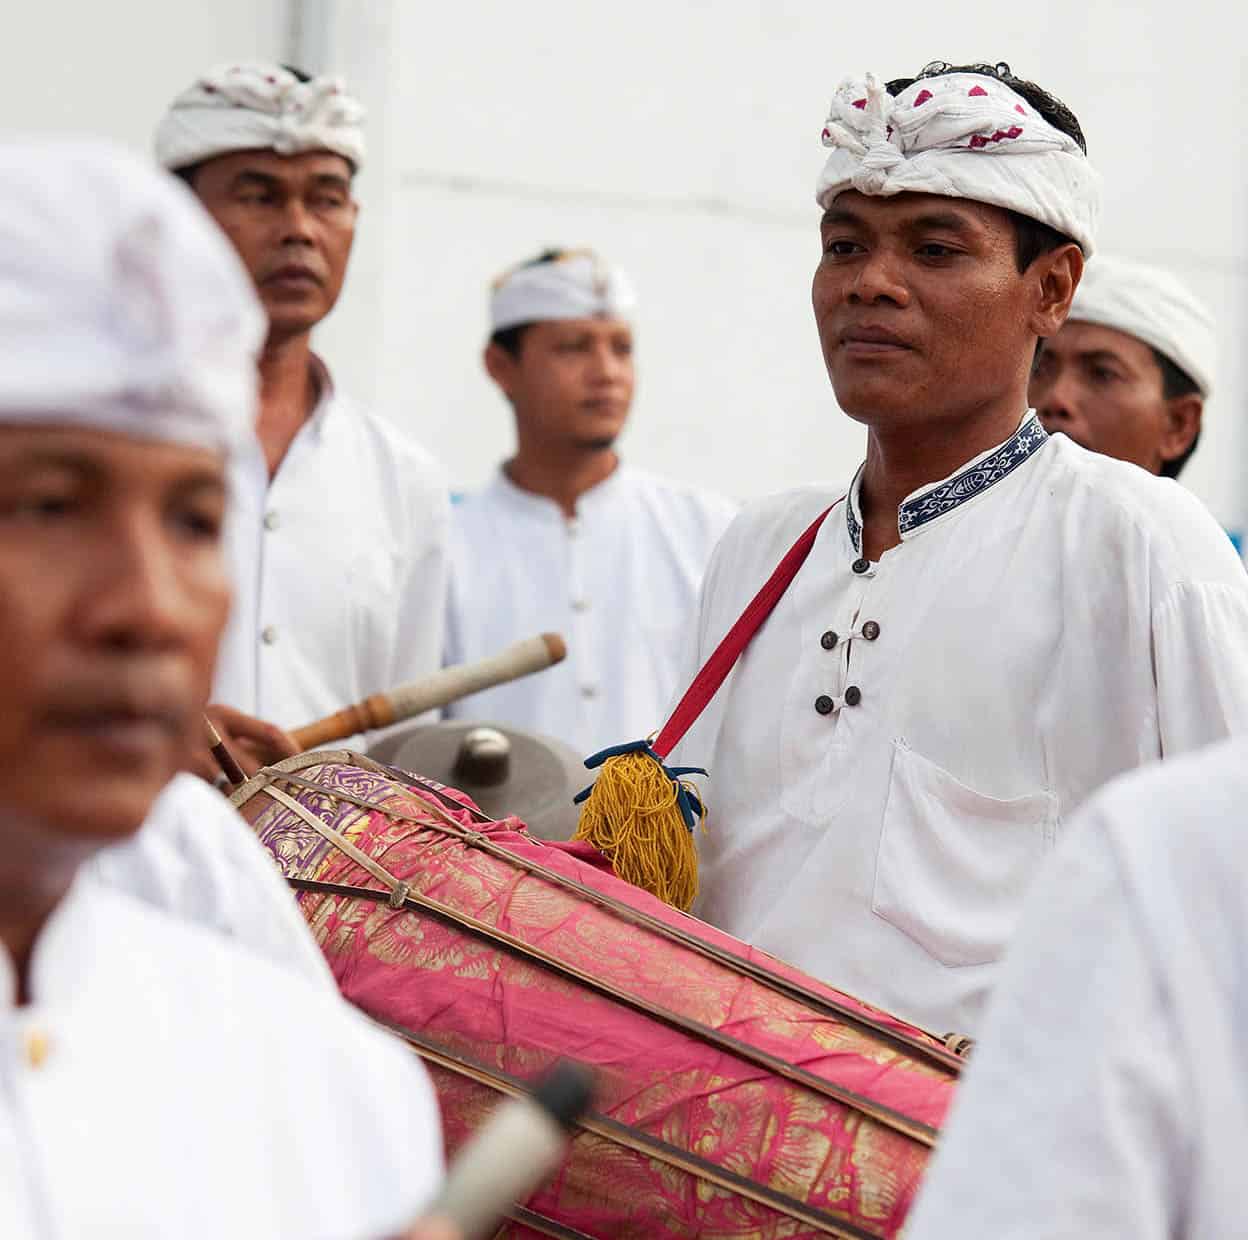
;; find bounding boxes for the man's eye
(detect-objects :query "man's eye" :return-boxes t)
[823,240,860,256]
[1090,367,1119,384]
[171,507,223,541]
[10,494,77,522]
[311,195,347,211]
[916,243,957,258]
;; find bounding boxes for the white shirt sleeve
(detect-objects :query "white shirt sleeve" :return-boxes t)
[1154,579,1248,755]
[904,803,1189,1240]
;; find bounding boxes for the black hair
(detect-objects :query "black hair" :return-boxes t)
[1153,348,1203,478]
[488,249,568,357]
[884,61,1086,273]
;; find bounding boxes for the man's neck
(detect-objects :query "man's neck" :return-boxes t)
[504,442,620,519]
[256,331,320,479]
[858,398,1029,562]
[0,816,93,1006]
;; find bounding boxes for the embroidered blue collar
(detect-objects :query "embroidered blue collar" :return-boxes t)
[846,414,1048,552]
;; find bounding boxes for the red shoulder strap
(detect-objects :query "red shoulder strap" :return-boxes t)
[653,497,844,759]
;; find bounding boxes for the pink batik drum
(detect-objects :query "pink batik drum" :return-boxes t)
[231,752,961,1240]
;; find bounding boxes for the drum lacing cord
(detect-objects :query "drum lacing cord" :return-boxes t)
[258,784,411,909]
[383,1020,882,1240]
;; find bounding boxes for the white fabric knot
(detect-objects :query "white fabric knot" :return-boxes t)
[856,139,906,194]
[155,63,366,172]
[814,70,1100,255]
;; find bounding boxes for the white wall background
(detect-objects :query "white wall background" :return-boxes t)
[7,0,1246,531]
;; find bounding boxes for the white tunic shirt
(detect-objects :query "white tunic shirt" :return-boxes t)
[215,360,449,733]
[906,735,1248,1240]
[89,774,332,987]
[673,416,1248,1036]
[445,465,737,753]
[0,872,442,1239]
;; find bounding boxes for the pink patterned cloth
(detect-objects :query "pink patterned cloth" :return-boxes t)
[238,756,959,1238]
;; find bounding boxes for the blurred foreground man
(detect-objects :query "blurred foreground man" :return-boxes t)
[156,62,449,769]
[445,249,736,751]
[1032,254,1214,476]
[670,62,1248,1036]
[906,735,1248,1238]
[0,138,441,1238]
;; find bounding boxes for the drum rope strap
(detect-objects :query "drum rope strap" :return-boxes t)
[257,784,412,910]
[378,1017,881,1240]
[287,872,936,1149]
[262,763,962,1077]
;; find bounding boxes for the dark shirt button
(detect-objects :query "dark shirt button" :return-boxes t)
[861,620,881,641]
[820,630,839,650]
[851,557,871,575]
[844,685,862,706]
[814,694,835,715]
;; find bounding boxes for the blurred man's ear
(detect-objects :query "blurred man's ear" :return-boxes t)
[1159,393,1203,471]
[483,341,521,403]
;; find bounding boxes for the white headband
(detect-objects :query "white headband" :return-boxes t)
[816,72,1099,254]
[0,138,263,455]
[1069,255,1215,397]
[154,62,365,172]
[490,250,636,333]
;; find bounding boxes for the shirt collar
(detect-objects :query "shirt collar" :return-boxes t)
[304,354,336,433]
[1,870,98,1011]
[846,412,1047,552]
[490,461,625,519]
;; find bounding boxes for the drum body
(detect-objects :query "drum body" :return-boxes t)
[233,752,960,1240]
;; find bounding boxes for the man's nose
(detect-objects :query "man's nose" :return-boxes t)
[75,515,190,653]
[1032,368,1078,423]
[277,196,317,246]
[847,250,910,307]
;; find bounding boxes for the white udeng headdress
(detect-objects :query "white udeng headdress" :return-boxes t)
[1069,255,1216,397]
[0,138,263,454]
[490,250,637,334]
[154,62,366,172]
[816,72,1100,254]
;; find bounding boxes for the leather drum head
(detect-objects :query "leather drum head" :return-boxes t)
[367,721,586,841]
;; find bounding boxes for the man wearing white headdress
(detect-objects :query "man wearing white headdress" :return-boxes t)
[444,248,737,752]
[154,62,449,771]
[656,61,1248,1038]
[0,137,441,1238]
[1031,254,1215,477]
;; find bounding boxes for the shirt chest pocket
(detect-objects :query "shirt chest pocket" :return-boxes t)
[873,740,1057,969]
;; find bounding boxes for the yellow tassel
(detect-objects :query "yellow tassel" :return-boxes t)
[572,750,701,911]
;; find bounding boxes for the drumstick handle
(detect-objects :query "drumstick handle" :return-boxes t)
[290,632,567,750]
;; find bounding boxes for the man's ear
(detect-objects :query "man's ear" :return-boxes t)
[1159,393,1204,471]
[1030,243,1084,340]
[483,341,519,401]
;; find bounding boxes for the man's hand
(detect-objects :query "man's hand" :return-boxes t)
[192,704,301,784]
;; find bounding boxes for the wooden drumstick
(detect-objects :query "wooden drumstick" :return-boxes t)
[204,716,247,788]
[290,632,568,751]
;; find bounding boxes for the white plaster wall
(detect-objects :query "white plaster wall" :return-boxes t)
[4,0,286,150]
[7,0,1246,531]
